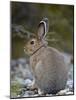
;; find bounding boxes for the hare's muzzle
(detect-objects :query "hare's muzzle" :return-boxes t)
[24,45,33,56]
[24,46,29,56]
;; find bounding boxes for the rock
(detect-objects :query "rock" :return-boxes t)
[62,53,72,64]
[17,58,26,66]
[15,77,25,85]
[65,91,73,95]
[11,58,33,85]
[11,60,17,67]
[66,64,73,90]
[56,88,69,95]
[23,90,35,97]
[66,79,73,89]
[46,94,52,96]
[11,60,17,71]
[24,79,33,87]
[33,94,39,97]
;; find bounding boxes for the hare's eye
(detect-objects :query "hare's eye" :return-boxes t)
[30,41,34,45]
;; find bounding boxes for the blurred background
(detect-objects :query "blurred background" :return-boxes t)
[11,2,74,59]
[10,2,74,98]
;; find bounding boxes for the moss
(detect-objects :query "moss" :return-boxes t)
[10,81,22,98]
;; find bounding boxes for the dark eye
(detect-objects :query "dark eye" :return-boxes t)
[30,41,34,45]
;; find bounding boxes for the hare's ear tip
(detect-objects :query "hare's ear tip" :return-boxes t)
[39,17,49,25]
[43,17,48,20]
[42,17,49,22]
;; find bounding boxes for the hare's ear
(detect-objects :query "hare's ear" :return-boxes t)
[37,18,49,40]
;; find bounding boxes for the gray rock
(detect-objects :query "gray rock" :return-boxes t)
[23,90,35,97]
[56,88,69,95]
[24,79,33,87]
[66,79,73,89]
[65,91,73,95]
[17,58,26,65]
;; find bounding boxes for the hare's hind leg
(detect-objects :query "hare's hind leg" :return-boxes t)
[30,79,45,95]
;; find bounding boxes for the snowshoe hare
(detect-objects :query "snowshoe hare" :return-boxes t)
[24,18,68,94]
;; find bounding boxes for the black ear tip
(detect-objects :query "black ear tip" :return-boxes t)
[38,21,44,27]
[42,17,48,23]
[39,17,49,26]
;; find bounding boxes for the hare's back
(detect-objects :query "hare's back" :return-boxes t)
[45,47,66,65]
[37,47,68,93]
[44,46,68,73]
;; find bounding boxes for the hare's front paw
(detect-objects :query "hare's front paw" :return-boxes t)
[29,79,38,90]
[38,88,44,95]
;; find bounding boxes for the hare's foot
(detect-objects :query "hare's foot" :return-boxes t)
[29,79,38,90]
[38,88,47,96]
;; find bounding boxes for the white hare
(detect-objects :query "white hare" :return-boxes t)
[24,18,69,94]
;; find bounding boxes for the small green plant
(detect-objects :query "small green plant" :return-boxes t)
[10,81,22,98]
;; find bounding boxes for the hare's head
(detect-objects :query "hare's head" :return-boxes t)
[24,18,49,55]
